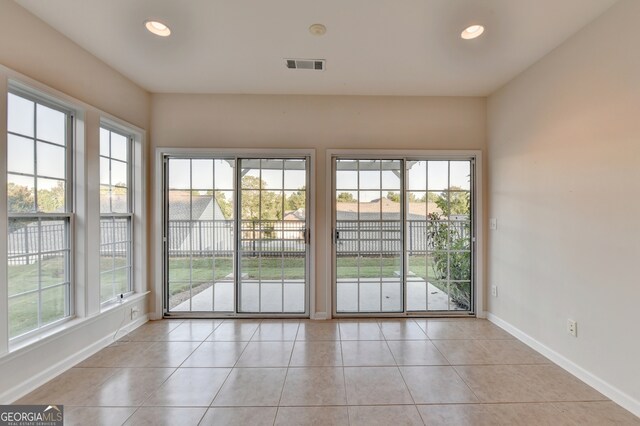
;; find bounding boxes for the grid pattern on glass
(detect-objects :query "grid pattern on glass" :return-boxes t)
[335,159,403,313]
[238,158,307,313]
[167,158,235,312]
[7,92,71,338]
[406,160,472,312]
[99,127,133,304]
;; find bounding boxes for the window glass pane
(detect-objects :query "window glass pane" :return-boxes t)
[100,185,111,213]
[8,134,34,175]
[8,257,39,296]
[8,93,34,137]
[99,157,110,185]
[215,191,234,220]
[40,219,68,252]
[40,252,67,287]
[192,159,213,189]
[407,160,426,190]
[359,160,381,190]
[8,174,35,213]
[36,104,66,145]
[214,159,234,190]
[100,128,110,157]
[40,285,67,324]
[260,159,283,189]
[110,132,128,161]
[428,161,449,191]
[37,142,66,179]
[9,292,38,338]
[111,188,129,213]
[450,161,471,190]
[111,160,128,187]
[37,178,66,213]
[284,159,305,190]
[169,159,191,189]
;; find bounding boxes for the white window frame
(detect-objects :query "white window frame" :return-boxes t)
[99,125,134,305]
[5,85,76,342]
[0,65,147,356]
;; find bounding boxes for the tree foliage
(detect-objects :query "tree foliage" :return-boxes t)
[336,192,355,202]
[8,181,65,213]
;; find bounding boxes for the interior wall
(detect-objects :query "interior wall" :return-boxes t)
[150,93,486,316]
[0,0,151,402]
[0,0,149,129]
[487,0,640,409]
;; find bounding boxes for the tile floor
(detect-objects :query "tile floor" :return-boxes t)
[15,318,640,425]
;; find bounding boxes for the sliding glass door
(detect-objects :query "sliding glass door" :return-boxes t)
[164,155,309,316]
[333,156,474,316]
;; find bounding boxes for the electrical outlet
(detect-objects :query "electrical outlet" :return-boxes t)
[489,218,497,230]
[491,285,498,297]
[567,319,577,337]
[130,307,139,320]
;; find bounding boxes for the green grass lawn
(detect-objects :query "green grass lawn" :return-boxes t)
[8,255,129,338]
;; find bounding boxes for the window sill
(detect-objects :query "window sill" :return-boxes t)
[4,292,149,360]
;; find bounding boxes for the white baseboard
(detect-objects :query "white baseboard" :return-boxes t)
[311,312,328,320]
[487,313,640,418]
[0,314,148,404]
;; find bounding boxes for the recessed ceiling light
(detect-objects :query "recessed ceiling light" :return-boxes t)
[309,23,327,36]
[461,24,484,40]
[145,20,171,37]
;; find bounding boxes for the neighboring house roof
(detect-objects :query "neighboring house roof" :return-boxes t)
[284,208,305,221]
[168,193,226,221]
[335,198,441,221]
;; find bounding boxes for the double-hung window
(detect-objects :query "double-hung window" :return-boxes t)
[6,91,73,339]
[99,126,133,304]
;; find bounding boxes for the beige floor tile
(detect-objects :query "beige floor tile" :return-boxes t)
[348,405,424,426]
[296,322,340,341]
[144,367,231,406]
[123,321,184,342]
[164,322,220,341]
[16,367,118,405]
[400,366,478,404]
[199,407,278,426]
[454,364,607,402]
[344,367,413,405]
[212,368,287,406]
[79,368,175,406]
[420,320,514,340]
[433,339,550,365]
[553,401,640,425]
[126,341,201,367]
[274,406,349,426]
[181,342,248,367]
[124,407,206,426]
[378,320,428,340]
[207,321,260,341]
[235,341,294,367]
[339,322,384,340]
[341,340,396,366]
[78,341,155,368]
[417,403,565,426]
[252,322,300,341]
[280,367,346,406]
[386,340,449,366]
[289,341,343,366]
[64,406,137,426]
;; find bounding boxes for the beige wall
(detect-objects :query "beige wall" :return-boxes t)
[0,0,149,129]
[151,94,486,314]
[487,0,640,407]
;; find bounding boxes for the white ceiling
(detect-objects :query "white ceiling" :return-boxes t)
[15,0,618,96]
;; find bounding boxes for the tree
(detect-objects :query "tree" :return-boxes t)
[387,192,425,203]
[37,182,66,212]
[286,186,306,211]
[7,182,34,212]
[433,186,470,217]
[214,191,233,220]
[336,192,355,202]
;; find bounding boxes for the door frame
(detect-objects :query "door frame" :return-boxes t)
[326,149,484,319]
[154,148,316,319]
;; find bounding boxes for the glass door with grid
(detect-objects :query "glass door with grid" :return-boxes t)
[164,156,309,316]
[333,157,474,315]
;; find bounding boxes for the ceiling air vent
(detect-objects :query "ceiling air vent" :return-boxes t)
[285,59,325,71]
